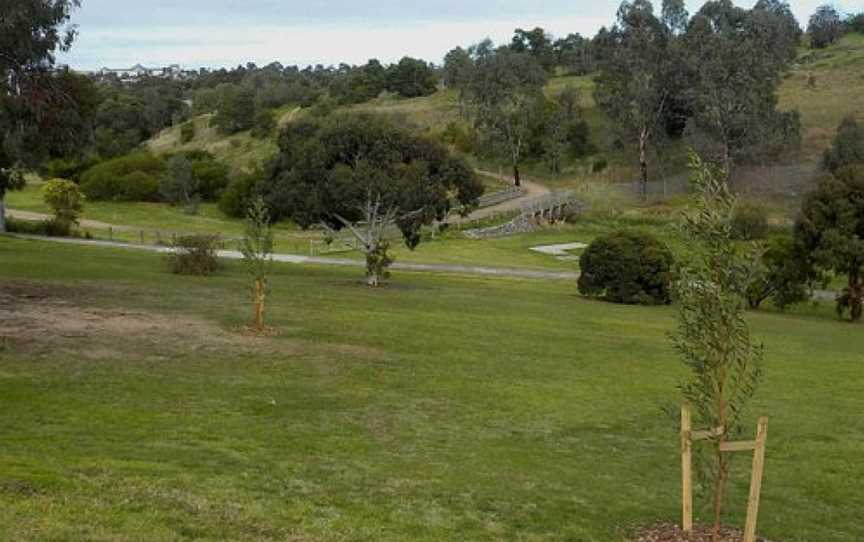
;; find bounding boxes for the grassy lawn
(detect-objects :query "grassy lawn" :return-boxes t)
[0,237,861,541]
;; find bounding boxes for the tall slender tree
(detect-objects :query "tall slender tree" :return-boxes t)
[673,153,764,542]
[595,0,672,199]
[1,0,82,232]
[461,47,547,187]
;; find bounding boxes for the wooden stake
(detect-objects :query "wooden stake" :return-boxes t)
[743,417,769,542]
[681,404,693,533]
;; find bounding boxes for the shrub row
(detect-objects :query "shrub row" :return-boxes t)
[79,151,229,203]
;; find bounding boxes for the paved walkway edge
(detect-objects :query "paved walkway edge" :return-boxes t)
[2,233,578,281]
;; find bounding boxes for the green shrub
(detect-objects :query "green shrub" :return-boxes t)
[592,158,608,173]
[578,230,674,305]
[80,153,164,201]
[166,235,222,276]
[731,201,769,240]
[218,172,260,218]
[440,122,476,155]
[162,150,229,201]
[42,156,100,182]
[43,179,86,227]
[180,121,196,143]
[6,217,73,237]
[250,109,277,139]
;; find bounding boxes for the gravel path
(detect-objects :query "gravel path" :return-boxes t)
[2,233,578,281]
[457,170,552,222]
[6,209,137,232]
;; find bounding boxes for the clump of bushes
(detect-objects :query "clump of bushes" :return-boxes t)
[731,201,769,240]
[439,122,476,155]
[79,150,229,203]
[5,217,78,237]
[42,156,100,183]
[218,171,260,218]
[80,152,164,201]
[43,178,86,233]
[180,121,196,143]
[250,109,277,139]
[166,234,222,275]
[578,230,675,305]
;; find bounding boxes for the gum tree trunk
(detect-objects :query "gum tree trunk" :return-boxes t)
[848,269,863,322]
[639,127,649,200]
[0,197,6,233]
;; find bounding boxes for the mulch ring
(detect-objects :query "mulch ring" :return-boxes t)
[631,523,773,542]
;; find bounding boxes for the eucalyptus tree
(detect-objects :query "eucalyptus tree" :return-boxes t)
[808,4,844,48]
[460,47,548,187]
[682,0,800,174]
[1,0,81,232]
[595,0,672,199]
[795,166,864,321]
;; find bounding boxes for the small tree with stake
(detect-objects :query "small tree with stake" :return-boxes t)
[672,153,764,542]
[240,196,274,332]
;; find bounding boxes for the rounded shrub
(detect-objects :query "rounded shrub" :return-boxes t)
[43,178,85,227]
[218,172,259,218]
[578,230,675,305]
[731,201,769,241]
[80,153,164,201]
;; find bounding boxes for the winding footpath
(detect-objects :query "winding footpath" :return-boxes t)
[457,170,551,223]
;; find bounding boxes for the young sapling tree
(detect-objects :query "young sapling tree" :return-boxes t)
[672,153,764,542]
[240,196,274,331]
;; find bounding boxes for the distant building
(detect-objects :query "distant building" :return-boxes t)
[95,63,197,83]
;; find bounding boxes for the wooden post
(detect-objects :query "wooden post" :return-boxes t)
[743,417,769,542]
[140,230,145,245]
[108,226,113,241]
[681,404,693,533]
[156,231,162,245]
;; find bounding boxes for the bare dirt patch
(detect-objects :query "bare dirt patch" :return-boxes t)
[631,523,775,542]
[0,282,297,359]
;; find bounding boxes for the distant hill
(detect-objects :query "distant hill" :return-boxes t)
[144,34,864,188]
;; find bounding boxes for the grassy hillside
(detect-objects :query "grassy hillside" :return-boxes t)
[142,35,864,197]
[780,33,864,159]
[0,237,861,541]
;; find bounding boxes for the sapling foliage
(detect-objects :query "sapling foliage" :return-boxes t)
[240,196,274,331]
[671,153,764,542]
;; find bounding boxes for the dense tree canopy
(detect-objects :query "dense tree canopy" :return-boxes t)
[823,116,864,175]
[794,166,864,321]
[385,57,438,99]
[1,0,82,232]
[808,5,844,49]
[263,113,483,284]
[682,0,800,172]
[460,47,548,186]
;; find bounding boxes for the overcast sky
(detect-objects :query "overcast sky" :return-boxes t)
[59,0,864,71]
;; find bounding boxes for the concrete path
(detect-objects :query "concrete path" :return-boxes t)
[2,233,578,281]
